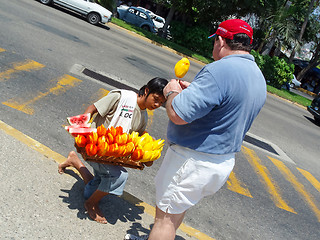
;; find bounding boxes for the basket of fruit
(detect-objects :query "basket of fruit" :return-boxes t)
[65,114,165,170]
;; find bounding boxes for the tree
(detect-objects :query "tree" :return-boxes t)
[296,14,320,81]
[289,0,319,62]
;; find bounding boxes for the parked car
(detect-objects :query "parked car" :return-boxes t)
[290,75,301,88]
[136,7,165,29]
[116,6,157,33]
[307,94,320,122]
[39,0,112,25]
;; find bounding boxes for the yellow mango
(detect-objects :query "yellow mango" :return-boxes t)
[174,57,190,78]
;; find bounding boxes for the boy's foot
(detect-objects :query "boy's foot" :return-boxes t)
[84,201,108,224]
[58,151,79,174]
[124,234,149,240]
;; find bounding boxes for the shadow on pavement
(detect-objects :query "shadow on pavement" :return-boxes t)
[58,169,146,224]
[304,115,320,127]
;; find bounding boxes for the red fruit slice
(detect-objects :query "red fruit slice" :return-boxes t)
[67,113,91,126]
[68,127,96,137]
[65,123,91,131]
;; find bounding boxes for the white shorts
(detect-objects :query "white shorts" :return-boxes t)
[155,144,235,214]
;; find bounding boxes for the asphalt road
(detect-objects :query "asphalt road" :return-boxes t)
[1,1,320,239]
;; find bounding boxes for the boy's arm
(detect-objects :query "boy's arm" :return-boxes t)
[84,104,98,116]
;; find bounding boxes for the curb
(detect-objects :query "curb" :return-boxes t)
[108,22,206,67]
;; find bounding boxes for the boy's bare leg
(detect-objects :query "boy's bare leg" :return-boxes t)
[148,206,186,240]
[58,151,93,184]
[85,189,109,224]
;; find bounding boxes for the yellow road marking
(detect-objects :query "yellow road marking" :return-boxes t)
[297,168,320,193]
[270,157,320,222]
[0,59,45,81]
[0,120,67,164]
[0,47,5,53]
[2,75,82,115]
[146,109,154,131]
[242,146,296,213]
[227,171,253,198]
[0,119,214,239]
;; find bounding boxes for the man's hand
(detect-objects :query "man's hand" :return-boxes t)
[178,80,191,89]
[163,79,183,98]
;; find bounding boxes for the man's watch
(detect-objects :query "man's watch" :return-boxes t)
[165,90,179,99]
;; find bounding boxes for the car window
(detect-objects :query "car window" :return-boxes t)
[138,11,148,20]
[128,8,135,14]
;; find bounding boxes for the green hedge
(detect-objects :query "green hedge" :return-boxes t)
[251,50,294,89]
[170,21,212,59]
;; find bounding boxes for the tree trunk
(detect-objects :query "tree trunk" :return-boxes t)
[297,42,320,81]
[289,0,317,62]
[160,6,175,38]
[262,31,277,55]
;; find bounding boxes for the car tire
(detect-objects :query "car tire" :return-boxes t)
[290,83,295,88]
[40,0,53,5]
[87,12,101,25]
[142,25,150,31]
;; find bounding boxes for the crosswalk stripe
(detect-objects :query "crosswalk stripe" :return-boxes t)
[227,171,253,198]
[243,146,296,213]
[2,75,82,115]
[297,167,320,193]
[269,157,320,222]
[0,59,45,81]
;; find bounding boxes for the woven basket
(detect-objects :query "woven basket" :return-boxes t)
[75,144,144,170]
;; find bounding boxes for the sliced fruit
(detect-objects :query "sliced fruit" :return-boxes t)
[67,113,91,126]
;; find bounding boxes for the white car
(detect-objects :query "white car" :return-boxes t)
[39,0,112,25]
[290,75,301,88]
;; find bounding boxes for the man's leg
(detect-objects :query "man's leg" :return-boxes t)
[58,151,93,184]
[85,189,109,224]
[148,206,186,240]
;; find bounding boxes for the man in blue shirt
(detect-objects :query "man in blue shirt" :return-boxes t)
[125,19,266,240]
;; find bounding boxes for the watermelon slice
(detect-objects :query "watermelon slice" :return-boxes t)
[67,113,91,126]
[65,123,92,131]
[65,113,96,137]
[68,126,97,137]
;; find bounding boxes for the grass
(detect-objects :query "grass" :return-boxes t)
[267,85,312,107]
[111,18,312,107]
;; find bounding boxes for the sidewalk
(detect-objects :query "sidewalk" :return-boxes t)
[0,121,206,240]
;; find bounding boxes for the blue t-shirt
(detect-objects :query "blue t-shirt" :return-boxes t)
[168,54,266,154]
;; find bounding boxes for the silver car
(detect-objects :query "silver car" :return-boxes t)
[39,0,112,25]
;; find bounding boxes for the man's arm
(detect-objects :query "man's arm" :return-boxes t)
[163,79,188,125]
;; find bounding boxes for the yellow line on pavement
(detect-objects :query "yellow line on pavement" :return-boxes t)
[146,109,154,132]
[0,47,5,53]
[2,74,82,114]
[297,168,320,193]
[0,120,67,164]
[0,59,45,81]
[269,157,320,222]
[227,171,253,198]
[242,146,296,213]
[0,119,214,240]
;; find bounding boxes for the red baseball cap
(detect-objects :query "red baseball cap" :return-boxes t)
[208,19,253,44]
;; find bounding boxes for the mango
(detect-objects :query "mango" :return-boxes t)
[174,57,190,78]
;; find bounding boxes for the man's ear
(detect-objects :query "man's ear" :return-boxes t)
[145,87,149,95]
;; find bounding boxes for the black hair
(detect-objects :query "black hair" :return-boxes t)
[138,77,168,97]
[225,33,253,52]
